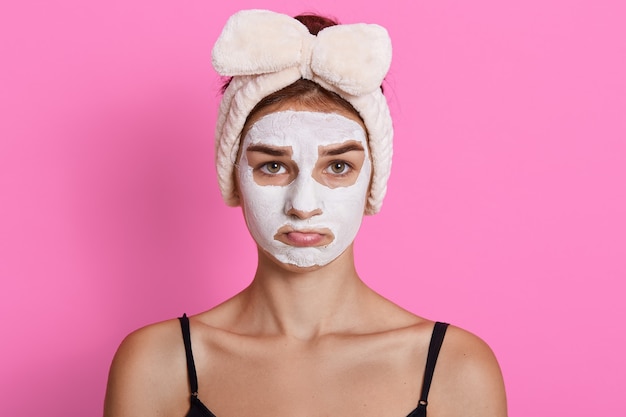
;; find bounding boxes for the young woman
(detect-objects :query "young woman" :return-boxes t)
[104,10,507,417]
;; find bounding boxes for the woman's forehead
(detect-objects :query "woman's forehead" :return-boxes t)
[244,111,367,149]
[243,101,366,136]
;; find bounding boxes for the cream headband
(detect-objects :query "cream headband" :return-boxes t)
[212,9,393,214]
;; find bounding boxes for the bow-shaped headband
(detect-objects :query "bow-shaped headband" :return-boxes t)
[212,9,394,215]
[212,9,392,96]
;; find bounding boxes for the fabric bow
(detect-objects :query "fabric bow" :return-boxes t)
[211,9,392,96]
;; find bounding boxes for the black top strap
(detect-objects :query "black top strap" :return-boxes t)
[418,322,449,408]
[179,314,199,396]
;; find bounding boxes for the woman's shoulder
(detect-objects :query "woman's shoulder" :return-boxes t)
[104,317,190,416]
[111,317,187,370]
[428,323,508,416]
[436,324,505,387]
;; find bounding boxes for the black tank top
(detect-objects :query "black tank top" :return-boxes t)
[179,315,448,417]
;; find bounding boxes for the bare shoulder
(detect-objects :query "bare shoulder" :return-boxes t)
[103,318,189,417]
[430,324,508,417]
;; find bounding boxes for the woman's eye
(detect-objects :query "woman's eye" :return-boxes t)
[327,161,351,175]
[260,162,285,175]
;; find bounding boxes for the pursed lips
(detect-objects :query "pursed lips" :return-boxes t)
[274,225,335,247]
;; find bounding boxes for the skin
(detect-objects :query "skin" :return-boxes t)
[104,102,508,417]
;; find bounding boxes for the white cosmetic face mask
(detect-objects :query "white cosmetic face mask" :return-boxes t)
[237,110,371,268]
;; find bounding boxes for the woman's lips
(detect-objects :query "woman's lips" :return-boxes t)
[274,226,335,247]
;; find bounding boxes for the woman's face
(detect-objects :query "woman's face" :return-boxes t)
[236,107,371,269]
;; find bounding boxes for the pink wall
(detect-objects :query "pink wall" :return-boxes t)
[1,1,624,415]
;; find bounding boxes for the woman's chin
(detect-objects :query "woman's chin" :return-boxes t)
[256,244,352,274]
[262,251,327,273]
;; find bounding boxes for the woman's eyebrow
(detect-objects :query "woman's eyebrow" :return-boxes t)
[246,144,292,157]
[319,142,365,156]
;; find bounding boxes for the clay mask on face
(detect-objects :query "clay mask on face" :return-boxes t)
[238,110,371,268]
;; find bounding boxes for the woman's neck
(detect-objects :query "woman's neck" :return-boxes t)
[235,245,373,340]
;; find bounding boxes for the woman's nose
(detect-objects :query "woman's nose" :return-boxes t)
[283,174,323,219]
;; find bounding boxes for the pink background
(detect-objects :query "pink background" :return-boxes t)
[1,1,624,416]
